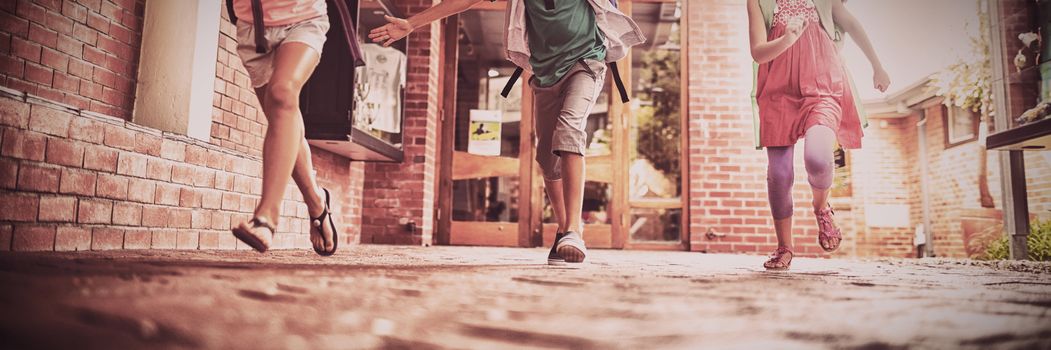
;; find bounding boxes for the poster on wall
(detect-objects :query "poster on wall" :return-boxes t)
[468,109,502,156]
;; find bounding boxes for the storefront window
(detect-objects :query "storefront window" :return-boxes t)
[987,0,1051,150]
[354,0,408,147]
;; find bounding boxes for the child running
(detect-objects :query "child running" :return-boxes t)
[747,0,890,269]
[369,0,644,265]
[227,0,340,256]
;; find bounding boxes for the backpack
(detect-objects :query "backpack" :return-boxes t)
[500,0,631,103]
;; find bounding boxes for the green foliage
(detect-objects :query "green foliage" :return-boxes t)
[929,0,994,117]
[982,219,1051,261]
[636,44,682,191]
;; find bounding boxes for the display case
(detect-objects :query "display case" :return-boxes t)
[301,0,408,162]
[986,0,1051,151]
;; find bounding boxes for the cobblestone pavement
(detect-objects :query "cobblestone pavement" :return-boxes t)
[1,246,1050,349]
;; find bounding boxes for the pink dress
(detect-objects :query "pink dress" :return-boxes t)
[756,0,863,149]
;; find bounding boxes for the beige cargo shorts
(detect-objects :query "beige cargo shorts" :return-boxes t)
[236,15,330,88]
[530,59,607,181]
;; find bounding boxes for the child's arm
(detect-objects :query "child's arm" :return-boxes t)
[832,0,890,92]
[747,0,805,64]
[368,0,487,47]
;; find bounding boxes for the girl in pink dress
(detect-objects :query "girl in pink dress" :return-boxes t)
[747,0,890,269]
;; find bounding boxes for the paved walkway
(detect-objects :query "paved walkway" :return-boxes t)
[1,246,1050,349]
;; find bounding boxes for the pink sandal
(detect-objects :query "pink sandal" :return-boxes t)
[763,247,793,270]
[816,205,842,252]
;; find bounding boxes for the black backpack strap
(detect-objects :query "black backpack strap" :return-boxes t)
[609,62,629,103]
[501,64,629,102]
[225,0,238,24]
[250,0,268,54]
[500,67,525,98]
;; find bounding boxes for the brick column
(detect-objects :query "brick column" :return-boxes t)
[360,0,441,245]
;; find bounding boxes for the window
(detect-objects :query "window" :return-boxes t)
[944,105,979,147]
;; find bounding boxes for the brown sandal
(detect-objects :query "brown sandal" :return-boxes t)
[763,247,793,270]
[232,216,276,253]
[816,205,842,252]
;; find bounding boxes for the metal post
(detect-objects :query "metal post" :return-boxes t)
[987,0,1031,260]
[917,113,934,258]
[1004,151,1031,260]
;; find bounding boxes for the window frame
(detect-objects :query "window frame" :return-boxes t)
[943,104,980,148]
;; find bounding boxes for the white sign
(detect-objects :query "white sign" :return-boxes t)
[468,109,502,156]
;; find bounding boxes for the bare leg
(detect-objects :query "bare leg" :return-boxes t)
[773,218,793,250]
[804,126,836,210]
[236,42,322,248]
[804,125,841,251]
[251,87,330,252]
[561,153,585,233]
[292,138,332,252]
[545,179,568,233]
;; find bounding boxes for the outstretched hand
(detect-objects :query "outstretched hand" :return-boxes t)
[368,15,413,47]
[873,68,890,93]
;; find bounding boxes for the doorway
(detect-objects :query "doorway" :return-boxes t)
[436,0,687,250]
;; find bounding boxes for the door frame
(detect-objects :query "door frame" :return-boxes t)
[436,0,690,250]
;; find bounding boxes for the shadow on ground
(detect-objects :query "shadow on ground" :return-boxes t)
[1,246,1050,349]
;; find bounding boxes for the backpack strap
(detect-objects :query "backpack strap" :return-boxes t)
[609,61,629,103]
[500,63,630,103]
[500,67,525,98]
[225,0,238,24]
[250,0,268,54]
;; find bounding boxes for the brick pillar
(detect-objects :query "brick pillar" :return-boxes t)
[685,0,829,257]
[360,0,441,245]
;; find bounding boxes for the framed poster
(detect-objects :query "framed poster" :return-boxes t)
[468,109,502,156]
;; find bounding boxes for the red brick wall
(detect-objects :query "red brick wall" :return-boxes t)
[360,0,441,245]
[213,7,264,157]
[684,0,833,257]
[0,3,364,251]
[857,101,1051,259]
[0,0,144,120]
[1025,153,1051,221]
[845,115,918,258]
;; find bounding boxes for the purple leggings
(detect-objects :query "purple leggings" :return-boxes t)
[766,126,836,220]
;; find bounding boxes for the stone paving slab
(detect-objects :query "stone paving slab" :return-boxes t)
[1,246,1050,349]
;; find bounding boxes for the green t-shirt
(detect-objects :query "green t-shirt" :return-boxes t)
[524,0,607,87]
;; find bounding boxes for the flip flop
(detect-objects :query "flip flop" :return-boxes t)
[310,188,338,256]
[232,216,275,253]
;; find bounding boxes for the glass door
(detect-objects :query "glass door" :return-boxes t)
[444,7,537,246]
[623,0,685,249]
